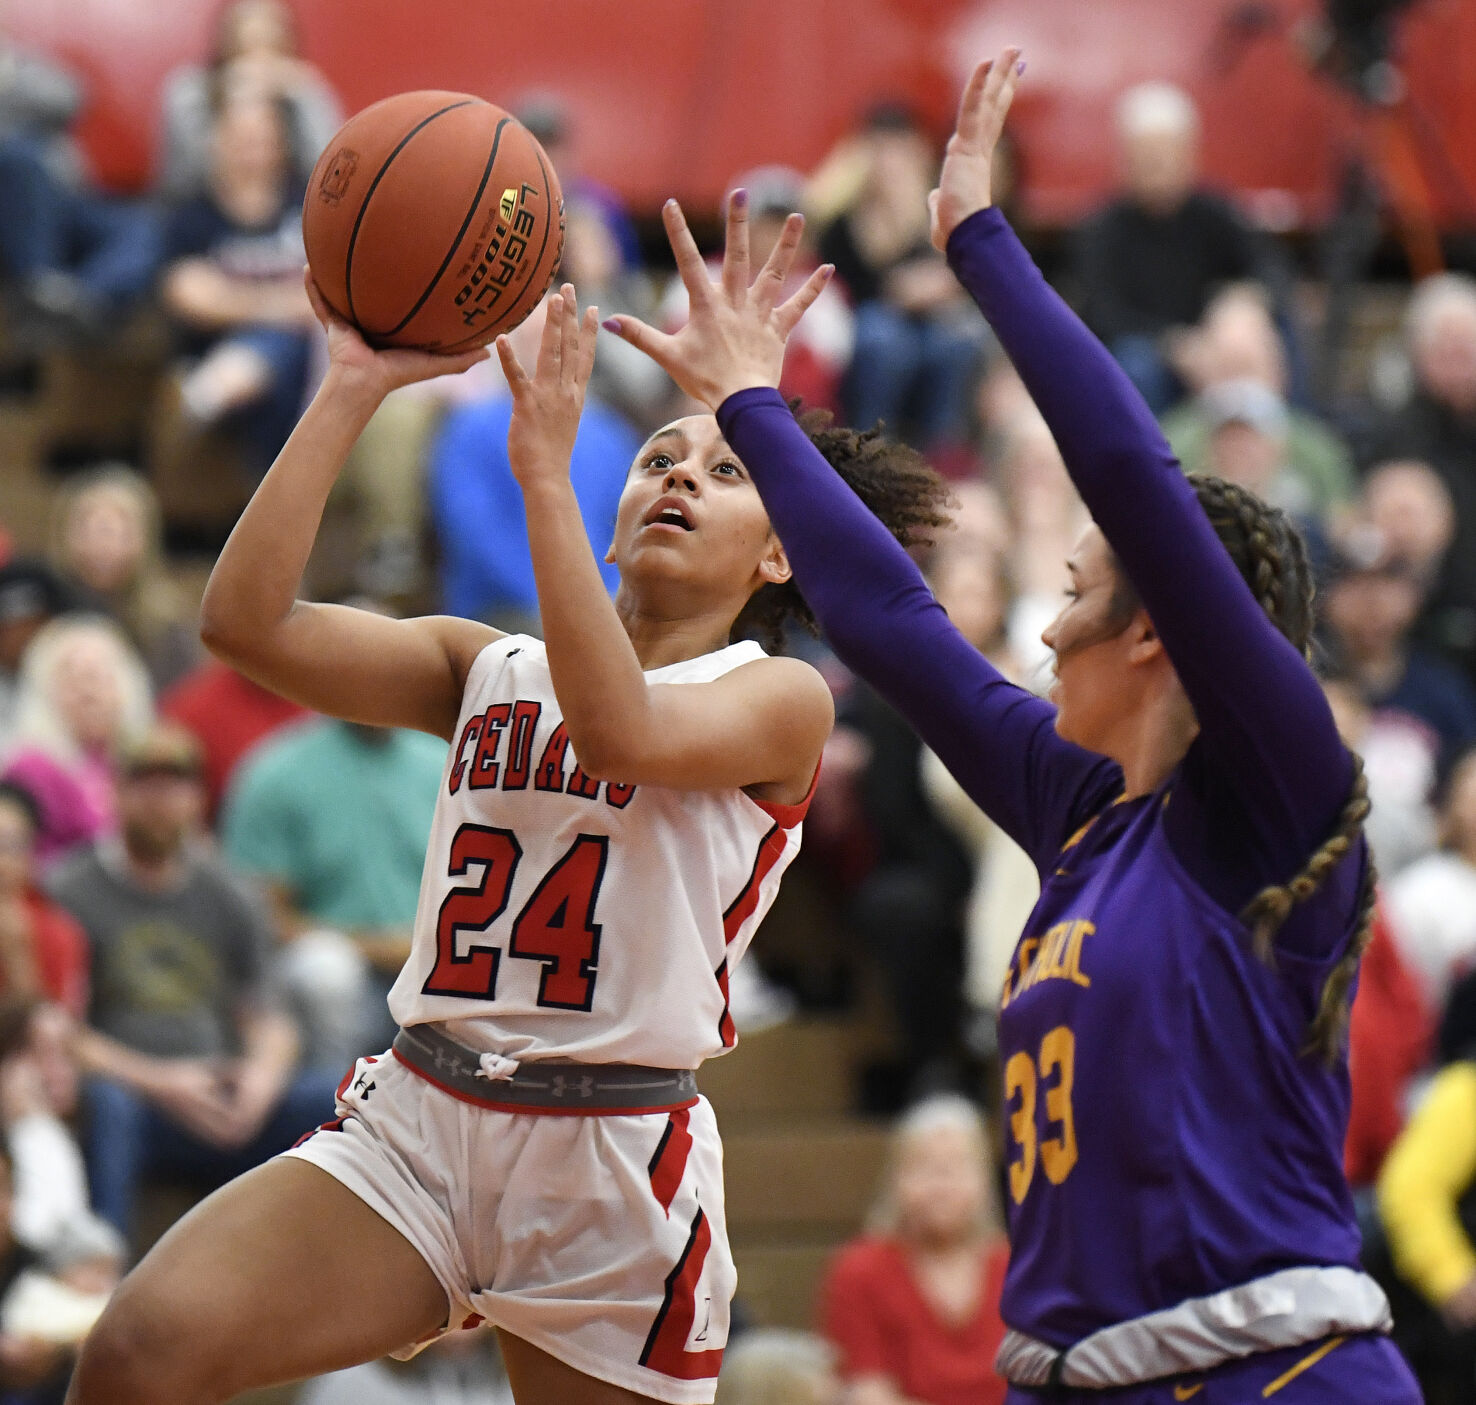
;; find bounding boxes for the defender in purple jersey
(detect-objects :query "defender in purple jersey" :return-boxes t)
[605,50,1423,1405]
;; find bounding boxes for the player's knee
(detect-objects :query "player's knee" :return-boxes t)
[72,1291,234,1405]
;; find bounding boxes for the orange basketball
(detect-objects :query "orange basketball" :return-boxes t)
[303,92,564,352]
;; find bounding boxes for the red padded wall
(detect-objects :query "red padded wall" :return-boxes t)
[9,0,1475,227]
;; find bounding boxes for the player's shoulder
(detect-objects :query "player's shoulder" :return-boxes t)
[724,653,834,719]
[409,615,509,692]
[456,628,545,687]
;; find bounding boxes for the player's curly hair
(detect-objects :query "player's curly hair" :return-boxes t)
[1111,472,1375,1065]
[732,405,953,650]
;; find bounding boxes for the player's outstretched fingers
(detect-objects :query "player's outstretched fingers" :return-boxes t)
[303,268,332,326]
[754,212,806,312]
[541,291,565,374]
[440,347,492,377]
[774,264,834,339]
[577,305,599,387]
[952,58,996,146]
[559,283,580,383]
[723,188,751,303]
[601,314,675,374]
[979,46,1024,138]
[496,334,530,388]
[662,199,714,307]
[303,268,360,341]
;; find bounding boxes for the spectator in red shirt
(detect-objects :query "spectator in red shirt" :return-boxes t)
[819,1095,1009,1405]
[0,782,86,1016]
[159,658,307,824]
[1345,900,1433,1190]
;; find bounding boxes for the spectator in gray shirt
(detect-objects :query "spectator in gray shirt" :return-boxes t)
[47,724,334,1239]
[154,0,343,201]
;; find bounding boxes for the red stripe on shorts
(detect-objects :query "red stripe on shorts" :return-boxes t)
[639,1206,725,1380]
[647,1107,693,1216]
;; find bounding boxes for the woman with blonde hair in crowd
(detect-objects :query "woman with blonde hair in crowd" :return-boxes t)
[50,466,198,691]
[818,1094,1009,1405]
[2,617,152,869]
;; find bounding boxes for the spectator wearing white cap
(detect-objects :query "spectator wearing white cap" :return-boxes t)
[1195,379,1341,573]
[1162,285,1356,516]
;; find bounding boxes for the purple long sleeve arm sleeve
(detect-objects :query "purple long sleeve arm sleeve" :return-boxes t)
[721,206,1357,944]
[716,389,1121,874]
[942,208,1353,907]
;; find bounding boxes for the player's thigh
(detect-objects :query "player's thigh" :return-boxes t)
[75,1157,448,1400]
[497,1329,666,1405]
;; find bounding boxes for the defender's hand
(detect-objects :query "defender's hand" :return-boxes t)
[929,47,1025,252]
[602,193,833,409]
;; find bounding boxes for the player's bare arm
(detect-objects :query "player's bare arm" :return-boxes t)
[199,271,497,741]
[503,269,832,804]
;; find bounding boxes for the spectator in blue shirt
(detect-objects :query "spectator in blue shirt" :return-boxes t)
[428,301,643,631]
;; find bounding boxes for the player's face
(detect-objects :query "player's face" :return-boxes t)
[1041,525,1137,750]
[608,416,790,600]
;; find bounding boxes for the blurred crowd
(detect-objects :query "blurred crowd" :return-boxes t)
[1,1,1476,1401]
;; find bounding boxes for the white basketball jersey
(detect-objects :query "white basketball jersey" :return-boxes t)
[388,635,810,1068]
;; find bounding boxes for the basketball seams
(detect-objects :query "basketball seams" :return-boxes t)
[435,140,562,354]
[380,117,511,341]
[343,98,478,329]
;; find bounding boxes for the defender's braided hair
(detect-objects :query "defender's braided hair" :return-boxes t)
[733,406,953,650]
[1117,473,1375,1063]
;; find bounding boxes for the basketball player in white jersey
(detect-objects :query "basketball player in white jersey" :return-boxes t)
[67,204,948,1405]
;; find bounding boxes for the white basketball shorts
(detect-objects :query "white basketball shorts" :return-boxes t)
[284,1050,735,1403]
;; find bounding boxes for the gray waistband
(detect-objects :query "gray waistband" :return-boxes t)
[392,1025,698,1113]
[996,1265,1392,1390]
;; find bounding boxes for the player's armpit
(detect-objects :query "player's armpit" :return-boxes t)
[211,606,501,742]
[571,655,832,803]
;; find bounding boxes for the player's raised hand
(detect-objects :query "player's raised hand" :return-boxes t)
[305,269,489,398]
[497,283,599,489]
[929,46,1024,252]
[603,193,833,410]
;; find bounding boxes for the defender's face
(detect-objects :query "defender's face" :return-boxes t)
[608,415,786,597]
[1040,526,1135,751]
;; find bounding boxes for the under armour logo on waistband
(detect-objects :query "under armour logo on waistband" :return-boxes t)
[550,1072,595,1099]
